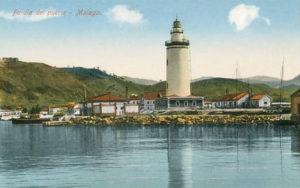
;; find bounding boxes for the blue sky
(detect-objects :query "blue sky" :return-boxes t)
[0,0,299,80]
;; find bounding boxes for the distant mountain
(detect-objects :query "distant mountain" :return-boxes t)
[191,76,214,83]
[244,76,280,82]
[242,76,281,88]
[244,75,300,88]
[284,84,299,90]
[122,76,159,85]
[192,75,300,89]
[285,75,300,87]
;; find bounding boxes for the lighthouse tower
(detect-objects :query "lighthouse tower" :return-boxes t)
[165,19,191,96]
[155,19,203,111]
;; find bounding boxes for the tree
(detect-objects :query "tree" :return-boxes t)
[22,107,28,113]
[30,104,41,114]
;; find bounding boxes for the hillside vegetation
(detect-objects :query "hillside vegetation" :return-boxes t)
[0,61,146,108]
[0,60,297,108]
[191,78,295,101]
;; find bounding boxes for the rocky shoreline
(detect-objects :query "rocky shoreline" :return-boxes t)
[43,114,294,126]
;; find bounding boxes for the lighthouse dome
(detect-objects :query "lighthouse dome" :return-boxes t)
[173,20,181,28]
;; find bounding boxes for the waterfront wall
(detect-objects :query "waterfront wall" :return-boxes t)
[66,114,281,126]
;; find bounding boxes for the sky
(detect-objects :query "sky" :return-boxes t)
[0,0,299,81]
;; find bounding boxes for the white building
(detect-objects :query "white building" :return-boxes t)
[212,92,272,109]
[83,94,128,116]
[249,94,271,108]
[128,95,140,105]
[81,94,139,116]
[141,92,162,111]
[0,109,22,120]
[212,92,249,108]
[68,103,81,115]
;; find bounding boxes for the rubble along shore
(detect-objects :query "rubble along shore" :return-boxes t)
[43,114,293,126]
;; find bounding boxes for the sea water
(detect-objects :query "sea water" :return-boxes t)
[0,124,299,188]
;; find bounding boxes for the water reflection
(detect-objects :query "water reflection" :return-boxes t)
[167,127,193,188]
[291,126,300,154]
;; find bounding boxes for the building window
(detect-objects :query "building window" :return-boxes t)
[176,101,180,107]
[264,101,267,105]
[184,101,188,107]
[192,101,196,106]
[147,101,150,104]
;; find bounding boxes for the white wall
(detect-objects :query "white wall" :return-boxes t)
[102,105,116,114]
[125,105,139,114]
[167,47,191,96]
[90,102,126,116]
[237,94,249,107]
[258,96,271,108]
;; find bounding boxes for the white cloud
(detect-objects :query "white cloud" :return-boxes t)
[105,5,145,24]
[228,4,270,31]
[0,9,61,22]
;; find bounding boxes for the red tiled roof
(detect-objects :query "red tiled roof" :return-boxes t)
[250,94,265,100]
[144,92,161,100]
[167,94,200,98]
[86,94,127,102]
[129,96,140,100]
[214,92,248,102]
[168,94,181,97]
[50,102,77,108]
[204,101,212,104]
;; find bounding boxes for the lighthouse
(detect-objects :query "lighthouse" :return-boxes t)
[165,19,191,96]
[154,19,204,111]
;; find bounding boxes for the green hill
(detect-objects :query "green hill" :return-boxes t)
[0,61,146,108]
[191,78,295,101]
[0,60,87,108]
[62,67,147,97]
[0,60,297,109]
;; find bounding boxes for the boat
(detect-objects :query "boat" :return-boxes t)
[12,118,51,125]
[273,119,296,126]
[1,115,12,121]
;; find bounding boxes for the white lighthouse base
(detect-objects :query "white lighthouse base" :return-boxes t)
[155,95,204,111]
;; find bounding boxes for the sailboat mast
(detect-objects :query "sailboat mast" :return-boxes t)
[279,58,285,107]
[235,63,238,95]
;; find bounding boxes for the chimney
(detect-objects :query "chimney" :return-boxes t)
[125,86,128,99]
[84,86,87,100]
